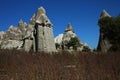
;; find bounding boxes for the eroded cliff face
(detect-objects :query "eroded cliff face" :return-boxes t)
[97,10,112,52]
[0,20,27,49]
[33,7,56,52]
[0,7,56,52]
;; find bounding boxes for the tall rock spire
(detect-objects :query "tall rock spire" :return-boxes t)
[35,7,52,25]
[34,6,56,52]
[62,23,76,44]
[19,19,23,22]
[65,23,74,32]
[38,7,46,14]
[100,10,111,18]
[30,14,36,25]
[22,6,56,52]
[35,7,46,20]
[97,10,112,52]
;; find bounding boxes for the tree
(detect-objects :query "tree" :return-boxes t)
[55,43,60,49]
[82,46,91,52]
[66,37,82,50]
[98,15,120,51]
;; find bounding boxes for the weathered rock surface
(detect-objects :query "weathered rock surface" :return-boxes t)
[18,19,27,38]
[17,7,56,52]
[0,40,23,49]
[33,7,56,52]
[0,31,5,40]
[0,20,27,49]
[0,6,90,52]
[54,34,63,44]
[0,7,56,52]
[62,23,76,44]
[100,10,111,18]
[22,24,34,51]
[0,31,5,46]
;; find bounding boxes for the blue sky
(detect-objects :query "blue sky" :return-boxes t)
[0,0,120,49]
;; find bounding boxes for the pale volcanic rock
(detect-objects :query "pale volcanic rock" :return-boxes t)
[54,34,63,44]
[62,23,76,44]
[100,10,111,18]
[22,7,56,52]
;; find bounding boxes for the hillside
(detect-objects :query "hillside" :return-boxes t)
[0,50,120,80]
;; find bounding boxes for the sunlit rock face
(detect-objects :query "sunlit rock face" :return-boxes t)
[0,19,27,41]
[22,7,56,52]
[0,6,91,52]
[0,31,5,40]
[0,20,27,49]
[34,7,56,52]
[0,7,56,52]
[0,40,23,49]
[55,34,63,44]
[100,10,111,19]
[62,23,76,45]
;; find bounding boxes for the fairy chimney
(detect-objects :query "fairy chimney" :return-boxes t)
[34,7,56,52]
[97,10,112,52]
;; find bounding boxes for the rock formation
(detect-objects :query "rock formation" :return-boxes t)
[0,20,27,49]
[62,23,77,49]
[20,7,56,52]
[22,24,34,52]
[0,31,5,45]
[100,10,111,18]
[55,23,90,51]
[97,10,112,52]
[0,6,91,52]
[0,7,56,52]
[54,34,63,44]
[18,19,27,38]
[0,31,4,40]
[33,7,56,52]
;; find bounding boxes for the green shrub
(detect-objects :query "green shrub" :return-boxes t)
[66,37,82,50]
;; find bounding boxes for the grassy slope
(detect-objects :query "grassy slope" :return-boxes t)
[0,50,120,80]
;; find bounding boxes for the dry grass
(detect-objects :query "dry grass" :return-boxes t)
[0,50,120,80]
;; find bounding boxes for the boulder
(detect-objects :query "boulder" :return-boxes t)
[0,40,23,49]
